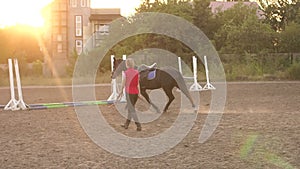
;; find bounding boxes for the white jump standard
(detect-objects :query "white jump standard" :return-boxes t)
[178,56,202,91]
[107,55,126,102]
[178,55,215,91]
[202,56,215,90]
[189,56,203,91]
[4,58,28,111]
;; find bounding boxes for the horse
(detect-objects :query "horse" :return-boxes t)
[112,58,195,113]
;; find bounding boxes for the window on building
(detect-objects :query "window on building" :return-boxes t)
[95,24,109,35]
[75,15,82,37]
[57,34,62,41]
[70,0,77,7]
[75,40,83,55]
[81,0,86,7]
[57,43,63,53]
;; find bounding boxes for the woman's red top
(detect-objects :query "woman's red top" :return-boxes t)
[124,68,139,94]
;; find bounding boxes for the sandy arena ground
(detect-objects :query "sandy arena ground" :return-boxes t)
[0,82,299,169]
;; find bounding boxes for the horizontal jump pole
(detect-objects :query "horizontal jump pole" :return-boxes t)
[183,76,194,80]
[28,100,126,110]
[0,100,123,110]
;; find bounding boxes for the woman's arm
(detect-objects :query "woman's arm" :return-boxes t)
[118,72,126,100]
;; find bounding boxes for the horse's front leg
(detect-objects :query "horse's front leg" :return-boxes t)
[140,88,161,113]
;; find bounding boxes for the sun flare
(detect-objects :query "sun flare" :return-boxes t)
[0,0,142,28]
[0,0,54,28]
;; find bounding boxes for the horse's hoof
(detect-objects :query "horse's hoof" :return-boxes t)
[121,124,128,129]
[194,106,199,112]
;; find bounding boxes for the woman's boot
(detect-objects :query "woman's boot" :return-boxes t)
[135,122,142,131]
[121,119,130,129]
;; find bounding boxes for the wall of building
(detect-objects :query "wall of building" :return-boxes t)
[43,0,122,77]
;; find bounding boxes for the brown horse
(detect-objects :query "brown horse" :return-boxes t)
[112,58,195,113]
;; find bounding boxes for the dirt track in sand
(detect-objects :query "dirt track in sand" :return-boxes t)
[0,82,299,169]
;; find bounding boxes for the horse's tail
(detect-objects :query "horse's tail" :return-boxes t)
[162,67,195,108]
[175,71,196,108]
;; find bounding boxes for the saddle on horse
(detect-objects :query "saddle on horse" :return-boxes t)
[138,63,157,80]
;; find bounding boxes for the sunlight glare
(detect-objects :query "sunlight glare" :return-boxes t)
[0,0,142,28]
[0,0,54,28]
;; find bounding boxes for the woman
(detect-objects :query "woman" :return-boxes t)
[118,58,141,131]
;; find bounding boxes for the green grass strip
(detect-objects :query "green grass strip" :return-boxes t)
[264,152,295,169]
[240,134,258,159]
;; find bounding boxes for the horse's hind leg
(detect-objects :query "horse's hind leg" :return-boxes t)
[162,87,175,113]
[140,88,160,113]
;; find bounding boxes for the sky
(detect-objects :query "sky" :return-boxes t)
[0,0,142,28]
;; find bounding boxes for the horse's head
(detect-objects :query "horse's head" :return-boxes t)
[111,58,126,79]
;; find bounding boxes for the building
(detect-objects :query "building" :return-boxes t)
[42,0,122,77]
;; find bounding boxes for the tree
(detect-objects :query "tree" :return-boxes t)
[136,0,194,22]
[294,2,300,23]
[220,15,275,54]
[0,25,43,64]
[192,0,215,39]
[214,2,275,54]
[89,0,199,70]
[258,0,299,31]
[110,0,196,62]
[278,22,300,63]
[214,2,256,51]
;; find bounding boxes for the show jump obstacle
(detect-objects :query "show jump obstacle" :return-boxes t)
[1,55,213,111]
[178,56,215,91]
[4,58,28,111]
[2,58,125,111]
[107,55,126,102]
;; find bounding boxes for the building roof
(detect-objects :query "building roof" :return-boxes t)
[91,8,121,15]
[89,8,122,21]
[89,14,122,21]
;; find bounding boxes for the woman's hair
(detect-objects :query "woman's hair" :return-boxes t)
[126,58,135,68]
